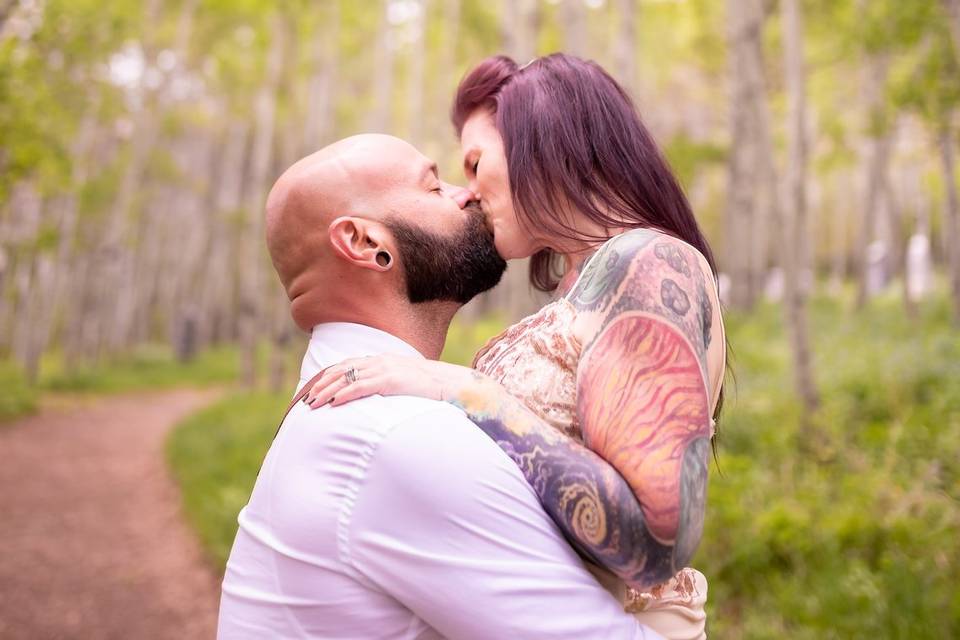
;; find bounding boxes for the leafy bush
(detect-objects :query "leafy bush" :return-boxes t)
[167,295,960,637]
[40,344,240,393]
[0,360,38,423]
[166,391,287,568]
[702,294,960,638]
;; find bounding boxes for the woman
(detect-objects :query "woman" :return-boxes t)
[306,53,726,639]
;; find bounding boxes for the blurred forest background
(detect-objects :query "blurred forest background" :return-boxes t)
[2,0,959,637]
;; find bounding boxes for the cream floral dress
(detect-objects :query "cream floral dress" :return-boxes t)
[473,293,717,640]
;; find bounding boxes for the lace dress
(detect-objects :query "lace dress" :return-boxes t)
[473,297,712,640]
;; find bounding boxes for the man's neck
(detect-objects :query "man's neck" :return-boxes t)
[321,299,459,360]
[382,301,458,360]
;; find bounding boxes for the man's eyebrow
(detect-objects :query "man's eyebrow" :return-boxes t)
[420,162,439,183]
[462,152,474,172]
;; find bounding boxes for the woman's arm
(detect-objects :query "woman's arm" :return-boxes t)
[302,230,718,589]
[451,375,694,589]
[455,230,716,589]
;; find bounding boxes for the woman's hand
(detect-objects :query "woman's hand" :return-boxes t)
[303,355,483,409]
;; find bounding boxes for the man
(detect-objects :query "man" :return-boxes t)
[217,134,661,639]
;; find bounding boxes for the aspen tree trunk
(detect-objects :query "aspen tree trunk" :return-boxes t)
[0,1,17,32]
[239,14,286,387]
[561,0,587,58]
[502,0,539,63]
[939,122,960,325]
[943,0,960,58]
[936,0,960,318]
[750,11,779,305]
[169,130,216,361]
[303,1,339,155]
[98,0,163,354]
[101,0,199,354]
[201,118,250,346]
[855,53,891,309]
[886,162,917,319]
[780,0,819,417]
[9,182,43,375]
[826,172,848,292]
[268,27,310,393]
[438,0,461,106]
[407,0,428,147]
[612,0,638,97]
[724,0,760,308]
[367,0,395,132]
[37,107,98,374]
[7,96,92,371]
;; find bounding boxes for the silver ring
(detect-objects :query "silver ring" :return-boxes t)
[344,367,359,384]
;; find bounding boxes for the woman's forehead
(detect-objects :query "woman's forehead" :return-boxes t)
[460,109,497,144]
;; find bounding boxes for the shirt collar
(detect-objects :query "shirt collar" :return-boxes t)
[299,322,424,384]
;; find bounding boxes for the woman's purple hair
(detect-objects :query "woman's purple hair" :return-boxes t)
[452,53,718,291]
[453,53,726,427]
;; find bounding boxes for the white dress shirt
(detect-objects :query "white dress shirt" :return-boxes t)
[217,322,660,640]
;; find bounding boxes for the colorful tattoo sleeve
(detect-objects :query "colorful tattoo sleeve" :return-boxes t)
[455,229,715,589]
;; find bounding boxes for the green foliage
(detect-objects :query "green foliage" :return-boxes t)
[440,315,508,366]
[0,360,39,423]
[664,132,727,189]
[39,344,239,394]
[167,295,960,637]
[701,293,960,638]
[166,390,286,567]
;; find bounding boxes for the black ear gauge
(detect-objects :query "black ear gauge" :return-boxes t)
[376,251,392,267]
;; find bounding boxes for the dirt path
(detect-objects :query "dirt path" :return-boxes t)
[0,389,224,640]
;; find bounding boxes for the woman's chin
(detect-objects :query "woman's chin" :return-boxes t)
[492,234,536,261]
[496,243,531,261]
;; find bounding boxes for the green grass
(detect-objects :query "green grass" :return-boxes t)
[0,360,38,423]
[39,344,240,393]
[440,314,509,365]
[0,344,241,424]
[702,292,960,639]
[166,294,960,637]
[166,390,288,568]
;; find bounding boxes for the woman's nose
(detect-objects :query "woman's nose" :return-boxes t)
[443,181,476,209]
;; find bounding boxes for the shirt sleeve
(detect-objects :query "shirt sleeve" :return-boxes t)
[345,403,662,640]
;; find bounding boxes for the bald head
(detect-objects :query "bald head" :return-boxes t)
[264,134,503,336]
[265,134,422,291]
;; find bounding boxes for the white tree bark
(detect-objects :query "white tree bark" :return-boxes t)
[97,0,198,355]
[367,0,395,132]
[407,0,428,146]
[239,13,286,387]
[943,0,960,59]
[855,53,892,308]
[303,1,340,155]
[612,0,638,97]
[940,122,960,325]
[561,0,587,58]
[725,0,772,309]
[780,0,819,416]
[200,117,249,346]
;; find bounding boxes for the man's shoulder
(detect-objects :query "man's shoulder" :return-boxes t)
[331,395,472,432]
[362,396,524,501]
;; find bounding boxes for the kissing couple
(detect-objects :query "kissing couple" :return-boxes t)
[217,52,726,640]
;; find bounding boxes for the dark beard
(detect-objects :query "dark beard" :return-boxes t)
[385,204,506,304]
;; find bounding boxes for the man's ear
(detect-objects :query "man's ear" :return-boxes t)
[327,216,394,272]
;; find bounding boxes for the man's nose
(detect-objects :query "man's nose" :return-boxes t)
[442,181,476,209]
